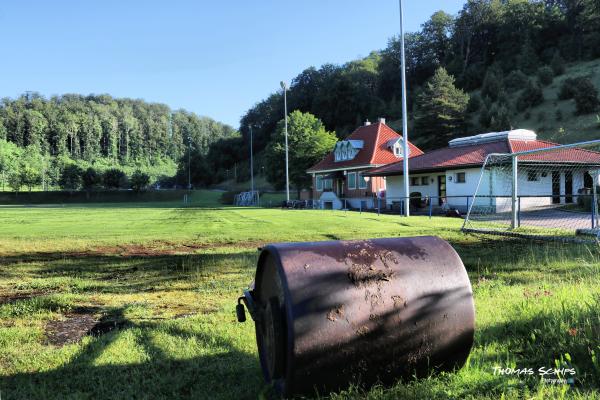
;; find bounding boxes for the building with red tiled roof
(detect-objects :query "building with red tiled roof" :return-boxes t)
[306,118,423,209]
[367,129,600,212]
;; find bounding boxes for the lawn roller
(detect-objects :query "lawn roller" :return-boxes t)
[236,236,475,397]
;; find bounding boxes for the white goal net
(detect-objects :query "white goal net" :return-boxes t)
[462,139,600,241]
[234,191,259,207]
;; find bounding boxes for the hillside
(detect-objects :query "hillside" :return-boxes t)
[507,58,600,144]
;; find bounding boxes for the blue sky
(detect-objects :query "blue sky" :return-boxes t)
[0,1,465,128]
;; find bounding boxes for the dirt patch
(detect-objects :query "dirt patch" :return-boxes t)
[92,240,266,257]
[45,307,101,346]
[348,264,393,286]
[0,290,49,305]
[327,305,345,322]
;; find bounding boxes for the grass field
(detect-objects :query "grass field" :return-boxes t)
[0,193,599,399]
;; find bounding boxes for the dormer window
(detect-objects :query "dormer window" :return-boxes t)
[334,140,364,162]
[387,138,407,158]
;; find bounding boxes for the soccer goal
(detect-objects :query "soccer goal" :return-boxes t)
[234,191,260,206]
[462,139,600,241]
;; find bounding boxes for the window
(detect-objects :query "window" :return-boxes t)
[421,176,429,185]
[411,177,420,186]
[316,176,323,191]
[456,172,466,183]
[347,172,357,189]
[527,170,539,181]
[358,172,367,189]
[323,179,333,190]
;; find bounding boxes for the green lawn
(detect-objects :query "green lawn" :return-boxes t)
[0,200,598,399]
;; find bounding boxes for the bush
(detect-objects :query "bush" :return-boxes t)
[516,80,544,111]
[103,168,128,189]
[82,167,102,190]
[537,66,554,86]
[130,170,150,191]
[59,164,83,190]
[555,109,563,121]
[573,79,600,114]
[220,191,236,205]
[558,77,586,100]
[551,51,566,76]
[504,70,528,92]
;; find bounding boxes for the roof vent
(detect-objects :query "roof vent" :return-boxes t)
[378,117,386,124]
[448,129,537,148]
[364,119,371,126]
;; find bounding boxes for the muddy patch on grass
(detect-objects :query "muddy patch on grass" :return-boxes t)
[44,307,102,346]
[0,290,49,305]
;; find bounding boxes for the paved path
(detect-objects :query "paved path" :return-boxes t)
[520,208,595,230]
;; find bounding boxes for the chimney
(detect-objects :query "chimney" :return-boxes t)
[378,117,386,124]
[364,119,371,126]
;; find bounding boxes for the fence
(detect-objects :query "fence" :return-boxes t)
[462,139,600,242]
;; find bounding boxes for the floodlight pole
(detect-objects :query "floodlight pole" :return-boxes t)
[188,136,192,190]
[399,0,410,217]
[281,81,290,202]
[249,125,254,193]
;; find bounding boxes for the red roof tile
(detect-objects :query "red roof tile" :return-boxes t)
[367,138,600,176]
[307,122,423,173]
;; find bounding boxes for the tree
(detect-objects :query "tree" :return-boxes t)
[481,67,503,101]
[8,171,23,192]
[504,70,529,92]
[82,167,102,190]
[537,66,555,86]
[573,78,600,114]
[59,164,83,190]
[414,68,469,149]
[103,168,128,189]
[551,51,566,75]
[516,80,544,111]
[130,170,150,191]
[265,111,337,191]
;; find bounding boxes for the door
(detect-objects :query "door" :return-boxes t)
[552,171,561,204]
[437,175,446,206]
[565,171,573,203]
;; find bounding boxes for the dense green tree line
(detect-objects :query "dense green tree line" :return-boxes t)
[239,0,600,152]
[0,93,236,191]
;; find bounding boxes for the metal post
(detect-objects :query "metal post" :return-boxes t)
[399,0,410,218]
[378,197,381,216]
[281,81,290,202]
[187,136,191,190]
[518,196,521,228]
[429,198,433,219]
[511,156,518,229]
[249,125,254,194]
[593,171,598,229]
[466,196,469,216]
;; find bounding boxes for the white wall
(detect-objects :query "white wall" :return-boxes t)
[384,166,596,213]
[385,173,443,208]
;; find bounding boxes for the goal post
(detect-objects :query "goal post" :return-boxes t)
[462,139,600,241]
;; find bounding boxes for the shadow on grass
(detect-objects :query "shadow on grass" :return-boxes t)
[0,251,258,295]
[1,307,263,400]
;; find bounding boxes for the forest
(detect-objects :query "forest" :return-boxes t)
[239,0,600,160]
[0,93,236,191]
[2,0,600,192]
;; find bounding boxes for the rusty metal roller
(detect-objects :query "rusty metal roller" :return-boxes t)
[237,236,475,397]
